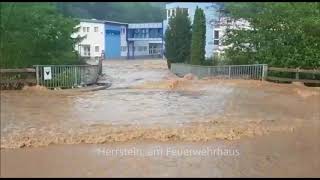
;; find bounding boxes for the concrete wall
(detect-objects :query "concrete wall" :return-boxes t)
[81,65,100,85]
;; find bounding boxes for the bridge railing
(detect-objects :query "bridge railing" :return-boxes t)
[34,65,99,89]
[267,67,320,83]
[171,63,268,80]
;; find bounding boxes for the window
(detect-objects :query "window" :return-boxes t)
[214,31,219,39]
[138,46,143,51]
[149,43,161,55]
[121,46,127,52]
[178,8,188,15]
[87,27,90,32]
[83,45,90,56]
[83,27,86,32]
[214,40,219,45]
[184,8,188,15]
[172,9,175,16]
[142,29,147,38]
[95,46,99,52]
[143,46,147,51]
[167,10,170,18]
[121,28,126,34]
[94,27,98,32]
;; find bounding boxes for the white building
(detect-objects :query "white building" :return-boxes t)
[72,19,163,60]
[213,16,251,56]
[72,19,105,59]
[163,3,222,58]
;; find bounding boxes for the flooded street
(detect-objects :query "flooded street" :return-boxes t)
[1,59,320,177]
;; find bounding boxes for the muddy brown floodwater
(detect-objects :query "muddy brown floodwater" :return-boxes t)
[1,59,320,177]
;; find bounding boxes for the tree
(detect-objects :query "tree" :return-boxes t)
[164,24,175,69]
[0,3,82,68]
[190,7,206,65]
[55,2,166,23]
[223,2,320,69]
[164,8,192,68]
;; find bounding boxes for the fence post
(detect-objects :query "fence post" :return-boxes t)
[262,64,268,81]
[75,67,78,86]
[295,68,299,80]
[35,65,39,86]
[228,66,231,79]
[98,57,103,75]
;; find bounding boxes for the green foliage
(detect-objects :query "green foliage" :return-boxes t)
[164,27,174,69]
[164,8,192,68]
[56,2,166,23]
[203,55,223,66]
[223,2,320,69]
[190,7,206,65]
[0,2,83,68]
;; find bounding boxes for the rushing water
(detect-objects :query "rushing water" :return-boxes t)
[1,59,319,148]
[1,60,320,177]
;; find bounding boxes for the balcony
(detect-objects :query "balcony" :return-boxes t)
[127,28,163,41]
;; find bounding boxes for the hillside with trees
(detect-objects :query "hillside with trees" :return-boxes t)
[56,2,166,23]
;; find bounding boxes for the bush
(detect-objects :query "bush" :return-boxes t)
[0,3,82,68]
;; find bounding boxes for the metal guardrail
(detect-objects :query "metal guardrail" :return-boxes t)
[267,67,320,83]
[171,63,268,80]
[268,67,320,74]
[34,65,99,89]
[0,68,36,73]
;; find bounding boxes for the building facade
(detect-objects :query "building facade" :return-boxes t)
[73,19,164,60]
[163,2,222,58]
[72,3,247,60]
[212,16,251,56]
[127,23,163,59]
[72,19,105,59]
[104,21,128,59]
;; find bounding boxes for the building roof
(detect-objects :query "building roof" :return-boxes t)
[78,18,163,27]
[78,18,106,24]
[165,2,221,10]
[78,18,128,25]
[104,20,128,25]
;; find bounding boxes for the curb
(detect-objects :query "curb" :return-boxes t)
[62,83,111,92]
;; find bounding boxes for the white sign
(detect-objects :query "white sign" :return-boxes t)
[43,67,52,80]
